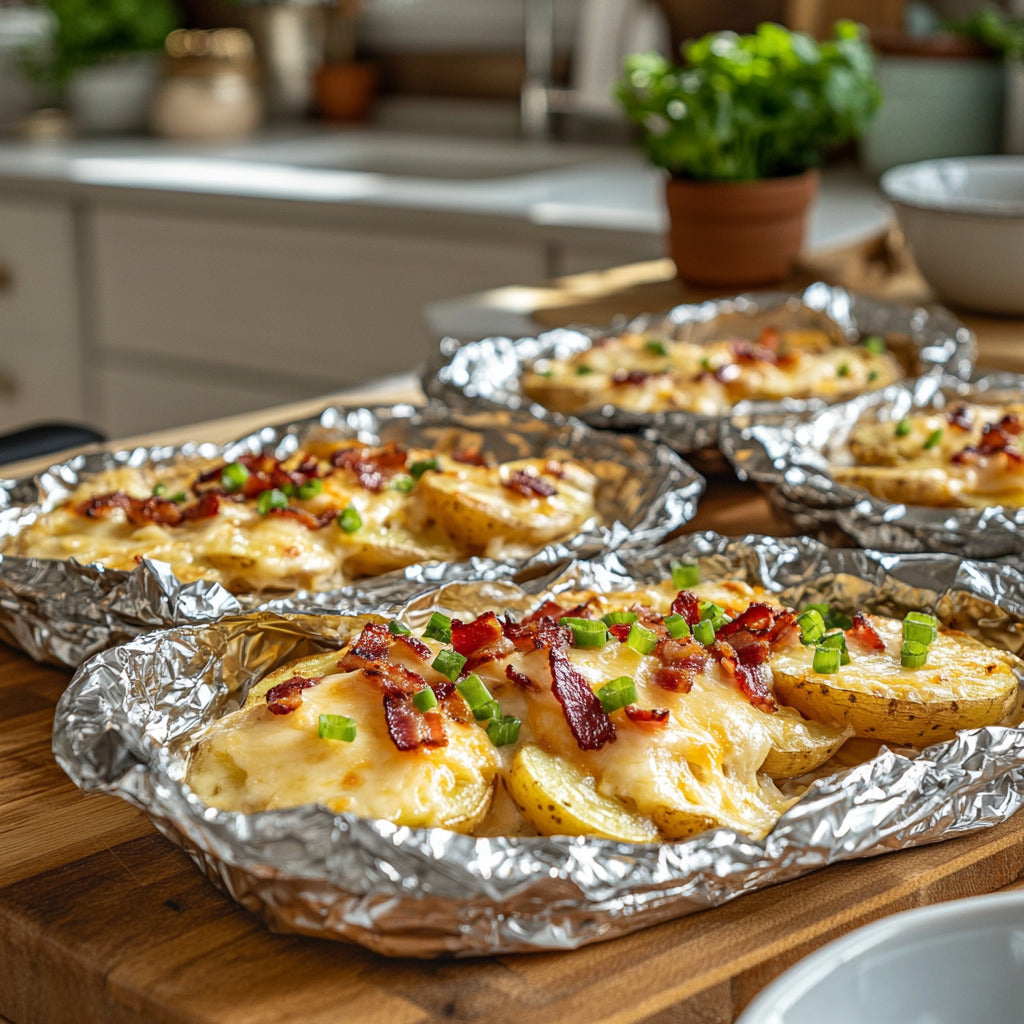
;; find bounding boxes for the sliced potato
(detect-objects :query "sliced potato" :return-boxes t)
[771,615,1023,747]
[416,458,597,553]
[505,743,659,843]
[757,708,851,780]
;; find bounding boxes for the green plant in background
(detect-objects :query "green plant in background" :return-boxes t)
[945,4,1024,58]
[21,0,179,94]
[616,20,882,183]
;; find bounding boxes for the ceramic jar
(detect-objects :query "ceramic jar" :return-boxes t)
[150,28,263,141]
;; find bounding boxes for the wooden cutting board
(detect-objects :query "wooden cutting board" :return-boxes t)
[3,473,1024,1024]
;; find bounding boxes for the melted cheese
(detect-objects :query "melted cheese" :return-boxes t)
[5,446,599,596]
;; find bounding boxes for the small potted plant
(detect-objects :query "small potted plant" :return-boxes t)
[21,0,179,133]
[616,21,882,288]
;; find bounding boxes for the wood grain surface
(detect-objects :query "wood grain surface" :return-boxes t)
[3,261,1024,1024]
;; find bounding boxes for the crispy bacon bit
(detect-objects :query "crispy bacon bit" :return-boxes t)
[503,469,557,499]
[730,339,778,365]
[669,591,701,625]
[756,326,781,352]
[77,490,222,528]
[452,448,488,467]
[947,405,974,431]
[505,663,540,691]
[183,491,221,520]
[624,706,669,726]
[330,442,408,492]
[265,675,318,715]
[652,666,695,693]
[502,614,570,652]
[383,692,447,751]
[612,369,654,386]
[712,640,777,713]
[340,622,393,669]
[266,505,340,530]
[451,612,504,656]
[718,602,775,637]
[394,634,432,662]
[608,622,633,643]
[548,647,616,750]
[847,612,885,653]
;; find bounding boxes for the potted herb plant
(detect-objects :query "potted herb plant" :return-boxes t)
[616,21,882,288]
[22,0,179,133]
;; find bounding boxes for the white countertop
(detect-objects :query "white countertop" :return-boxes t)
[0,98,890,244]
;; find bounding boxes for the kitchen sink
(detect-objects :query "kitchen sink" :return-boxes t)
[218,130,619,181]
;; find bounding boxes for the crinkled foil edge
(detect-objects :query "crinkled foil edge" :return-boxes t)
[0,404,702,667]
[721,372,1024,557]
[53,533,1024,958]
[422,282,976,458]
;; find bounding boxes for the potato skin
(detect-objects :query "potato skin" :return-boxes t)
[757,711,850,780]
[770,619,1023,747]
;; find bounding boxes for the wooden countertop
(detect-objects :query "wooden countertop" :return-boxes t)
[3,275,1024,1024]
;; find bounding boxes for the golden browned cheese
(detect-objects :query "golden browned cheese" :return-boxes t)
[4,442,599,595]
[521,322,903,416]
[834,402,1024,508]
[185,581,1020,842]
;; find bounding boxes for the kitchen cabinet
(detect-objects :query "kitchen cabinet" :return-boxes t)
[86,205,549,436]
[0,197,86,435]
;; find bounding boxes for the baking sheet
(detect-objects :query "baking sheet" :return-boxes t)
[53,533,1024,957]
[0,404,702,667]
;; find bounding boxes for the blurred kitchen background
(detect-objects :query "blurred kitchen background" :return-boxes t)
[0,0,1021,438]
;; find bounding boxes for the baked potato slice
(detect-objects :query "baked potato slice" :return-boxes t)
[505,743,659,843]
[415,457,597,554]
[757,708,851,780]
[771,614,1023,747]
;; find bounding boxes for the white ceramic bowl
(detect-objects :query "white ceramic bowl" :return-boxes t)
[735,890,1024,1024]
[880,156,1024,316]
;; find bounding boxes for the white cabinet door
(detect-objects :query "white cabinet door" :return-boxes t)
[88,208,546,410]
[0,198,85,435]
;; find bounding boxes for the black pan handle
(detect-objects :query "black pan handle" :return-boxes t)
[0,422,105,467]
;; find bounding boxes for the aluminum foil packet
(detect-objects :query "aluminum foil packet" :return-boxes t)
[422,282,975,463]
[0,404,702,668]
[53,533,1024,958]
[722,372,1024,558]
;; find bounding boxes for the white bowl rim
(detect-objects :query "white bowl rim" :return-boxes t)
[880,155,1024,218]
[735,889,1024,1024]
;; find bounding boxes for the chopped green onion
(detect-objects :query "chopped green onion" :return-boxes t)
[596,676,637,713]
[820,630,851,665]
[281,482,297,497]
[698,599,723,621]
[432,648,467,681]
[297,478,323,500]
[413,687,438,712]
[693,619,716,646]
[387,619,411,636]
[257,488,288,515]
[901,639,929,669]
[537,368,555,378]
[409,458,439,479]
[575,365,595,376]
[221,461,250,492]
[487,714,521,746]
[644,338,668,356]
[456,673,494,716]
[169,491,186,503]
[152,482,168,496]
[391,475,415,493]
[802,602,853,631]
[863,335,886,354]
[474,700,500,722]
[894,418,912,438]
[924,428,943,450]
[625,623,658,656]
[812,645,841,674]
[902,611,938,647]
[700,356,713,372]
[318,714,357,742]
[867,370,880,383]
[337,505,362,533]
[837,362,851,378]
[797,608,826,645]
[423,612,452,643]
[601,610,638,626]
[664,613,691,639]
[670,560,700,589]
[560,616,608,649]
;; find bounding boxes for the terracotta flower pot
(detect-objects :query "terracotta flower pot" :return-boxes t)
[313,61,378,122]
[664,169,820,289]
